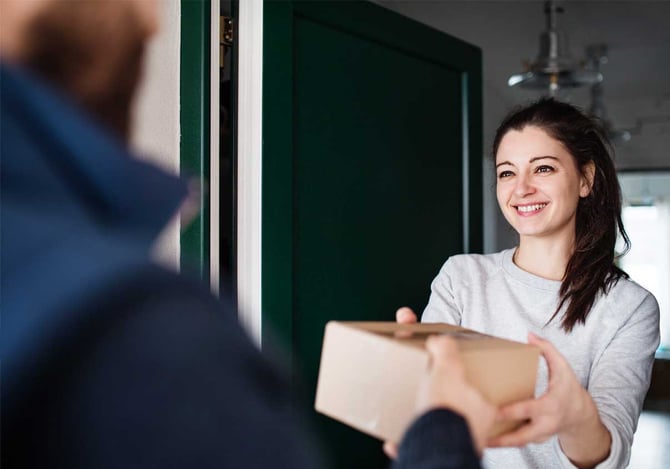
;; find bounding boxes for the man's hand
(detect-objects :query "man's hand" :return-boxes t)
[418,336,496,455]
[384,307,495,459]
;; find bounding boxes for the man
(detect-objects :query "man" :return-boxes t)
[0,1,493,467]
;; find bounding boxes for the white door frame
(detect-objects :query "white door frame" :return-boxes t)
[236,0,264,347]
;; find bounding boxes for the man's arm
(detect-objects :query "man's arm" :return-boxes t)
[8,271,323,468]
[394,409,480,469]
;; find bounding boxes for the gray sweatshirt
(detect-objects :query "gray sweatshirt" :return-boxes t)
[422,248,660,469]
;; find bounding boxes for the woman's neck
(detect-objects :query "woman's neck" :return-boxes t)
[514,236,574,281]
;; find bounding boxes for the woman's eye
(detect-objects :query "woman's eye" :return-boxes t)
[536,165,554,174]
[498,170,514,179]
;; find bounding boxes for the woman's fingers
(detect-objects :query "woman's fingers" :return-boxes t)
[383,440,398,460]
[528,332,568,375]
[488,334,590,450]
[528,333,578,395]
[396,307,418,324]
[497,398,536,422]
[488,420,548,447]
[529,333,572,389]
[491,396,554,447]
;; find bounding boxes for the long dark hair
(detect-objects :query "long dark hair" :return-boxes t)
[492,98,630,332]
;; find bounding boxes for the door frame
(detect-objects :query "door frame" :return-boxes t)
[236,0,264,346]
[179,0,225,293]
[180,0,210,281]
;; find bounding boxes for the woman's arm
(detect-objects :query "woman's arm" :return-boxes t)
[579,292,660,468]
[488,334,611,468]
[557,394,611,468]
[490,291,659,468]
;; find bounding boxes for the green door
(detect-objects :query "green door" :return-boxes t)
[263,1,482,467]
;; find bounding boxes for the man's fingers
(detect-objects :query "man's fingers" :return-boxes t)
[383,441,398,460]
[396,307,418,324]
[425,336,465,377]
[426,336,459,363]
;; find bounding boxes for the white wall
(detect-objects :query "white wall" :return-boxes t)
[131,1,182,268]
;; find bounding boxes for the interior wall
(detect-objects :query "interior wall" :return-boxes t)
[131,1,182,268]
[376,0,670,253]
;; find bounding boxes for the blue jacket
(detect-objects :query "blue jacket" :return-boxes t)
[1,64,187,412]
[0,64,323,468]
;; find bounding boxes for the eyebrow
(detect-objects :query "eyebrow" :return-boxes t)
[495,155,560,169]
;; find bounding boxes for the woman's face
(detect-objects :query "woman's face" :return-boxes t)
[495,126,593,244]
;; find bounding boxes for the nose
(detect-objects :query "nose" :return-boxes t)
[513,173,536,198]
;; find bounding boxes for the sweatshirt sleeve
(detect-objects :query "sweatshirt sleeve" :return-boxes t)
[422,258,462,325]
[393,409,481,469]
[555,290,660,468]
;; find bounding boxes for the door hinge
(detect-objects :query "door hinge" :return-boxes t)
[220,15,233,69]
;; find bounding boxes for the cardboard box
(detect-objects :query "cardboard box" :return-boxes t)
[315,321,539,443]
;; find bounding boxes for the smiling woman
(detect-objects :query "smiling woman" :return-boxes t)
[399,98,661,468]
[492,99,624,332]
[495,127,594,259]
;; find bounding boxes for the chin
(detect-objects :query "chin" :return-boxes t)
[508,221,551,239]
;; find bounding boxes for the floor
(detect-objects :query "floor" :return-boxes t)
[628,411,670,468]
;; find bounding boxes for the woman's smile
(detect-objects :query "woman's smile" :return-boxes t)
[514,202,549,216]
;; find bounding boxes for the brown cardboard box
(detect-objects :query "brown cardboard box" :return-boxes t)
[314,321,539,443]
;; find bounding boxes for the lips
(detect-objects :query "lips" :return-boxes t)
[514,203,548,215]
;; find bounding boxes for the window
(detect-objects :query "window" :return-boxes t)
[618,172,670,357]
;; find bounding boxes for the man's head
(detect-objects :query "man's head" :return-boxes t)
[0,0,159,140]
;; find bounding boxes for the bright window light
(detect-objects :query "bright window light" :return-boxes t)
[618,173,670,357]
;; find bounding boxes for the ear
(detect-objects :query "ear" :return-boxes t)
[579,161,596,198]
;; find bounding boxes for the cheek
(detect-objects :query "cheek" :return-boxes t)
[563,179,585,204]
[496,183,509,208]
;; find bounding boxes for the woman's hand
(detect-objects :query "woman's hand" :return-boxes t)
[488,333,611,468]
[396,306,418,324]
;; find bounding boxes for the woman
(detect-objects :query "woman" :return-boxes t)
[397,98,659,468]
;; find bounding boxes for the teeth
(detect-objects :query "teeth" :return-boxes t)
[517,203,547,213]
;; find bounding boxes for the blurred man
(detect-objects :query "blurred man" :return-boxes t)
[0,1,493,467]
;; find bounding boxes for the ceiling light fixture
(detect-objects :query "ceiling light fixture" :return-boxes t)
[586,44,632,144]
[508,0,602,96]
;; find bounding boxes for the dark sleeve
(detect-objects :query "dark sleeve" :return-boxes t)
[14,272,323,469]
[393,409,481,469]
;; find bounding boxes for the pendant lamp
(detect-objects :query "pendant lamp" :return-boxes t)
[508,0,602,96]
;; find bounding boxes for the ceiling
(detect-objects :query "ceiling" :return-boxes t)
[379,0,670,169]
